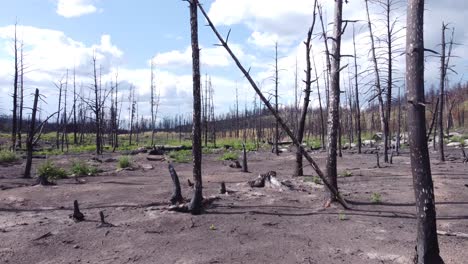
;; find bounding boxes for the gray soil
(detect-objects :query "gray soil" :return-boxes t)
[0,147,467,264]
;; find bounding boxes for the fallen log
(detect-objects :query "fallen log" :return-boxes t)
[150,145,192,155]
[437,230,468,238]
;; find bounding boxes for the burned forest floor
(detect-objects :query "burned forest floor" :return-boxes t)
[0,146,467,264]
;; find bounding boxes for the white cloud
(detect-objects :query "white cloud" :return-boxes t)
[152,44,245,68]
[56,0,99,18]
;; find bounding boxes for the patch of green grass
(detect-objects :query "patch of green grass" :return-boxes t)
[70,161,100,176]
[118,156,133,168]
[219,151,239,161]
[371,192,382,203]
[339,170,353,177]
[0,150,18,163]
[202,147,214,154]
[168,150,191,163]
[37,160,68,180]
[338,212,347,221]
[304,138,322,149]
[304,176,322,185]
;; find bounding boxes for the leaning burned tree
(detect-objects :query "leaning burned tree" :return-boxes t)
[197,2,349,208]
[188,0,203,215]
[406,0,443,262]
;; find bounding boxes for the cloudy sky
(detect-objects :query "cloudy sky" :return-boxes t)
[0,0,467,122]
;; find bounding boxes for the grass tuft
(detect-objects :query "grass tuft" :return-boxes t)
[371,192,382,203]
[71,160,100,176]
[168,150,191,163]
[118,156,132,168]
[37,160,68,180]
[0,150,18,164]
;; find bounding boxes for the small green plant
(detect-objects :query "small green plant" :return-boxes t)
[168,150,191,163]
[209,224,216,230]
[0,150,18,164]
[338,212,347,221]
[118,156,132,168]
[219,151,238,161]
[312,176,322,185]
[71,161,99,176]
[371,192,382,203]
[339,170,353,177]
[37,160,68,180]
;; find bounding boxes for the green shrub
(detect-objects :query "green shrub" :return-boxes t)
[338,212,347,221]
[219,151,238,161]
[339,170,353,177]
[37,160,68,180]
[118,156,132,168]
[313,176,322,185]
[371,192,382,203]
[0,150,18,163]
[71,161,99,176]
[168,150,191,163]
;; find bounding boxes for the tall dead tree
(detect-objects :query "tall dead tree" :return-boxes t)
[295,0,317,177]
[93,56,102,154]
[150,60,159,146]
[437,23,448,162]
[365,0,389,162]
[72,68,78,145]
[325,0,344,202]
[274,42,280,156]
[352,25,362,154]
[54,78,63,149]
[188,0,203,215]
[311,46,325,149]
[24,89,39,178]
[24,90,57,178]
[17,41,24,149]
[406,0,443,262]
[11,23,19,151]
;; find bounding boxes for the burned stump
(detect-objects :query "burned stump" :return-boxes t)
[168,163,184,205]
[71,200,85,222]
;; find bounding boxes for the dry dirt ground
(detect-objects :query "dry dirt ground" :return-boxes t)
[0,147,467,264]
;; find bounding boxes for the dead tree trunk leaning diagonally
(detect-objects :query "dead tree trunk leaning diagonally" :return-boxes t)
[325,0,344,202]
[295,0,318,177]
[188,0,203,215]
[406,0,443,263]
[197,2,349,209]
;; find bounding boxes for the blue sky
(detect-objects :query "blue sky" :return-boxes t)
[0,0,467,123]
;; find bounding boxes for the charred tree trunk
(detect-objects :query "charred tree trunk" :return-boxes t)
[168,163,183,204]
[93,57,102,155]
[365,0,388,163]
[353,25,362,154]
[325,0,344,201]
[295,1,317,177]
[396,85,402,155]
[188,0,203,215]
[406,1,443,262]
[242,142,248,173]
[274,43,280,156]
[24,89,39,178]
[11,24,19,151]
[17,43,24,149]
[437,23,447,162]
